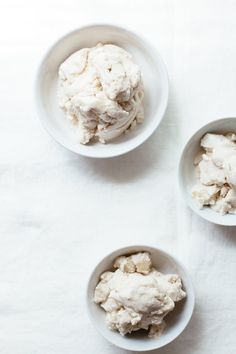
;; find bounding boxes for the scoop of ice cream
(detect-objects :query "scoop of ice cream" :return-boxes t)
[224,155,236,187]
[58,43,144,144]
[113,252,152,274]
[198,155,226,186]
[211,188,236,214]
[192,183,220,208]
[94,252,186,338]
[192,132,236,215]
[201,133,234,152]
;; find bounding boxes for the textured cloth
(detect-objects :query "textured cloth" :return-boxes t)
[0,1,236,353]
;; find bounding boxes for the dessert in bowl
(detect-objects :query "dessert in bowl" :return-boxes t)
[179,117,236,225]
[36,24,169,158]
[86,245,194,351]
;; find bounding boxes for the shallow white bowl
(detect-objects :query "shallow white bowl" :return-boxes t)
[86,245,194,351]
[35,24,169,158]
[179,117,236,226]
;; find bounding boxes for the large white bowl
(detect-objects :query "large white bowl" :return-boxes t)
[86,245,194,351]
[35,24,169,158]
[179,117,236,226]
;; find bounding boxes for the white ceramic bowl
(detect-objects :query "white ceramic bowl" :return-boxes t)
[179,117,236,226]
[35,24,169,158]
[86,245,194,351]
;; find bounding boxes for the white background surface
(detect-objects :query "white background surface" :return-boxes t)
[0,1,236,353]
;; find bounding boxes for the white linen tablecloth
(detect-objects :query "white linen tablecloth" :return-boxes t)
[0,0,236,353]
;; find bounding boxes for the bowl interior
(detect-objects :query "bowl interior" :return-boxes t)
[179,117,236,225]
[36,25,168,158]
[87,245,194,351]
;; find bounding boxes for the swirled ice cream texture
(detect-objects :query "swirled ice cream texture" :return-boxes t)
[192,133,236,214]
[58,44,144,144]
[94,252,186,338]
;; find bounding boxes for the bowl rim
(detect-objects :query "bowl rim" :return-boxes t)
[86,244,195,351]
[35,23,169,158]
[178,116,236,226]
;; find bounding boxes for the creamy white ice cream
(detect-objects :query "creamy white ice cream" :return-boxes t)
[58,43,144,144]
[192,133,236,214]
[94,252,186,338]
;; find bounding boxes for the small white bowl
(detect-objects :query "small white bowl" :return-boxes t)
[86,245,194,351]
[35,24,169,158]
[179,117,236,226]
